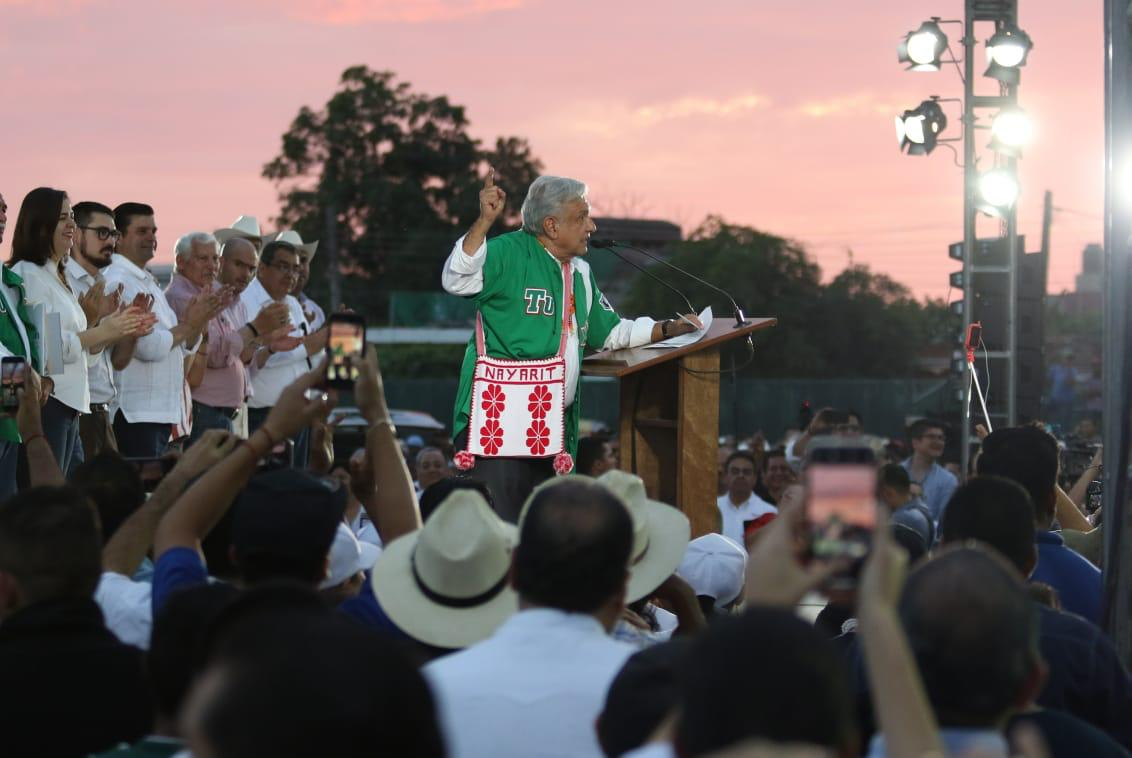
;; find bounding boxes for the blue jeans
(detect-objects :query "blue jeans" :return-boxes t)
[189,401,235,447]
[113,411,171,458]
[42,397,80,476]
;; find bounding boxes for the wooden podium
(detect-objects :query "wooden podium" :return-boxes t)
[582,317,776,537]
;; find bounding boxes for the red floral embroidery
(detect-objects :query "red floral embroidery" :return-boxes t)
[528,385,552,418]
[481,384,506,418]
[480,418,504,455]
[526,419,550,456]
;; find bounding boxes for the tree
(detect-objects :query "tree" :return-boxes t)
[619,217,952,377]
[263,66,543,320]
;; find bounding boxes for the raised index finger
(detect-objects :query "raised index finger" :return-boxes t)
[484,167,495,189]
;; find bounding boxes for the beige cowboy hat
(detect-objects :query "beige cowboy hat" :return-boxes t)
[371,489,518,650]
[214,215,263,248]
[596,470,691,602]
[518,472,691,603]
[264,229,319,259]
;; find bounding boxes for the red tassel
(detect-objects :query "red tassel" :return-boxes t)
[454,450,476,471]
[553,452,574,475]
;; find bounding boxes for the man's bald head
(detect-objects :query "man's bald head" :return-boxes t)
[218,237,260,294]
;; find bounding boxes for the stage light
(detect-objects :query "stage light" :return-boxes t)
[984,24,1033,84]
[895,99,948,155]
[899,20,948,71]
[976,169,1020,216]
[989,108,1033,156]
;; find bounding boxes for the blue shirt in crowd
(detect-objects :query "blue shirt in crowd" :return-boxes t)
[1031,530,1104,624]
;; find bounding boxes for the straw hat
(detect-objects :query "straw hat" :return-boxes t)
[213,215,263,248]
[264,229,319,259]
[371,489,518,650]
[596,470,691,602]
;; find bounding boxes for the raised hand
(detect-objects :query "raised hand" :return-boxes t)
[78,281,106,326]
[253,301,291,335]
[478,168,507,226]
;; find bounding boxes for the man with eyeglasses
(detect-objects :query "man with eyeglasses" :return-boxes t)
[240,239,328,467]
[65,201,143,459]
[103,205,221,457]
[901,418,958,525]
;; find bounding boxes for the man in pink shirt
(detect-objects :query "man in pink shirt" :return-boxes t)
[166,236,292,444]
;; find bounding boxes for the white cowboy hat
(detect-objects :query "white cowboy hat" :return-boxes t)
[214,215,263,247]
[264,229,319,259]
[518,472,691,604]
[370,489,518,650]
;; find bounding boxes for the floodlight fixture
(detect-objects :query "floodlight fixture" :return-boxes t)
[989,107,1033,156]
[899,19,949,71]
[976,169,1020,216]
[895,98,948,155]
[984,23,1033,84]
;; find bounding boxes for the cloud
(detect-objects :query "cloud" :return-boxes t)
[560,92,770,137]
[286,0,524,24]
[796,93,904,118]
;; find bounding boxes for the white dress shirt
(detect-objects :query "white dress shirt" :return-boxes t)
[64,258,117,405]
[425,608,635,758]
[241,278,312,408]
[441,236,655,406]
[298,291,326,331]
[94,571,152,649]
[102,254,193,425]
[10,260,92,413]
[716,492,777,546]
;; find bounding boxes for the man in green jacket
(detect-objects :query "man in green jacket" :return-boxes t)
[0,190,44,500]
[441,173,700,520]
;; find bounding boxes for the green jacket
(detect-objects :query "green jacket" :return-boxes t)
[0,266,40,443]
[452,231,623,457]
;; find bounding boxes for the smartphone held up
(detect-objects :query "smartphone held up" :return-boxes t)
[324,313,366,389]
[804,436,878,584]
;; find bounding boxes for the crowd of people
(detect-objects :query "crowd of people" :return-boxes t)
[0,183,1128,758]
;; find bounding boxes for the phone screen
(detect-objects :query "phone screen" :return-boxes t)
[806,464,877,561]
[326,317,365,387]
[1,358,27,411]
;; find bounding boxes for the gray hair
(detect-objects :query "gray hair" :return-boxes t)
[520,175,588,235]
[173,231,218,260]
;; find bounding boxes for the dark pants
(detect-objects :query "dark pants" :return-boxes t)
[189,401,235,447]
[454,431,554,523]
[79,408,118,462]
[42,397,81,475]
[247,406,309,469]
[113,411,171,458]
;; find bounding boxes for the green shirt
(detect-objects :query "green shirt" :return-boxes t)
[0,266,41,444]
[451,231,623,457]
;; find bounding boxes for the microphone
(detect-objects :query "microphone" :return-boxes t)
[592,239,750,328]
[594,242,697,315]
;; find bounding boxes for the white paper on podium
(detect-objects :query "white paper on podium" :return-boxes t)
[643,306,713,349]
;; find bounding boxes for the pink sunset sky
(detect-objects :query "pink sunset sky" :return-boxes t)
[1,0,1103,301]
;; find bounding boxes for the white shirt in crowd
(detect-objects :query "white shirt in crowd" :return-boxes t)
[94,572,152,650]
[441,236,656,406]
[425,608,635,758]
[716,492,777,546]
[10,260,92,413]
[241,278,311,409]
[102,254,194,426]
[64,259,116,406]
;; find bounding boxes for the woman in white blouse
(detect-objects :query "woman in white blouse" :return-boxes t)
[8,188,147,473]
